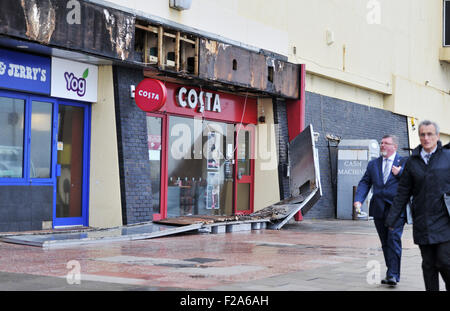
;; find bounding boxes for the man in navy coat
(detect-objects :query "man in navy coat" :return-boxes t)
[354,134,406,286]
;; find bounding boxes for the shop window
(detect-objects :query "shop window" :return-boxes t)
[167,116,234,217]
[237,130,251,177]
[0,96,25,178]
[0,92,56,184]
[30,101,53,178]
[147,116,163,215]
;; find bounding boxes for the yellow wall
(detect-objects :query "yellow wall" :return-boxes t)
[254,98,280,211]
[89,65,123,228]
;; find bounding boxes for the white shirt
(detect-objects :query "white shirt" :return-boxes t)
[420,146,437,164]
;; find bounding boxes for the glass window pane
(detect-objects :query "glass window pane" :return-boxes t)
[147,116,162,214]
[237,130,250,176]
[30,101,53,178]
[167,116,234,217]
[0,96,25,178]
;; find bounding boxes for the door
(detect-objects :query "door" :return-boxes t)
[147,113,167,221]
[53,103,89,227]
[234,124,255,215]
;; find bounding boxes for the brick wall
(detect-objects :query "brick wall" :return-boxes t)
[272,98,290,200]
[304,92,409,219]
[113,66,153,224]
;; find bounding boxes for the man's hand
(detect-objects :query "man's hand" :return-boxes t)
[353,201,362,214]
[391,165,402,176]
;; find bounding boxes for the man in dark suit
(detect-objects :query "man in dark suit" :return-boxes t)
[386,121,450,291]
[354,135,406,286]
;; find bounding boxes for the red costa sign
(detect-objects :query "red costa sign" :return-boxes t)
[135,79,167,112]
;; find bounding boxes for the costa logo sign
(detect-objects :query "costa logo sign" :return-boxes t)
[176,87,221,113]
[135,79,167,112]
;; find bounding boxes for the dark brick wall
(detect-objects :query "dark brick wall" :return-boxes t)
[303,92,409,219]
[273,98,290,200]
[113,66,153,225]
[0,186,52,232]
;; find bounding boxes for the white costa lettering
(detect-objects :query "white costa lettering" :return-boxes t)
[176,87,221,113]
[138,89,160,101]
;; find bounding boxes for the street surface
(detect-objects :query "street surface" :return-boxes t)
[0,219,445,292]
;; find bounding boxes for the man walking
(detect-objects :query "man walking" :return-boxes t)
[386,120,450,291]
[354,135,406,286]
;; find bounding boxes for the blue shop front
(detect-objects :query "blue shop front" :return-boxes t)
[0,47,98,232]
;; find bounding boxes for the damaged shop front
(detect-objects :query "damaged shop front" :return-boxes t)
[0,0,320,234]
[115,18,317,226]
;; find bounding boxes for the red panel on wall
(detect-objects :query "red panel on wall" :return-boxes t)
[286,64,306,142]
[156,82,258,125]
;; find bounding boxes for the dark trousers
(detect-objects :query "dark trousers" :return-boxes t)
[418,240,450,291]
[374,215,406,282]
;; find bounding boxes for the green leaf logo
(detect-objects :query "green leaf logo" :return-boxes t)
[82,68,89,79]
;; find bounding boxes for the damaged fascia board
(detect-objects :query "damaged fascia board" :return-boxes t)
[87,0,263,55]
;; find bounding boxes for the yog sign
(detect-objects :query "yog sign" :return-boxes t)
[135,79,167,112]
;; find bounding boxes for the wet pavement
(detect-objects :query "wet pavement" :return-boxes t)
[0,219,446,291]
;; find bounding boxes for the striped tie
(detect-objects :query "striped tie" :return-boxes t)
[424,153,431,165]
[383,159,390,184]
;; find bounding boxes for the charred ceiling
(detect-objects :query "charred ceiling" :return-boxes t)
[0,0,135,61]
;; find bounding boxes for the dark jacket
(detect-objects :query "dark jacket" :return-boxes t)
[386,141,450,245]
[355,154,405,218]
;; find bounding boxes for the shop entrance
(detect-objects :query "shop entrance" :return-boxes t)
[147,114,254,219]
[0,90,90,228]
[53,103,89,227]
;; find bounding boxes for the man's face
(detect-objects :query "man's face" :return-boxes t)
[380,137,397,158]
[419,124,439,153]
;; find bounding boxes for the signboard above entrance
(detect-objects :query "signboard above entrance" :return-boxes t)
[135,79,167,112]
[51,57,98,103]
[0,48,51,95]
[155,82,258,125]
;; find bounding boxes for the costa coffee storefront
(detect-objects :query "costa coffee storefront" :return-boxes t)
[134,79,258,221]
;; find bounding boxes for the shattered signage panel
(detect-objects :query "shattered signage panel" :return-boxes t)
[0,0,135,61]
[287,125,322,216]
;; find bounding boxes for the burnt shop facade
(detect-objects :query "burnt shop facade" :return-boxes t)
[0,47,101,232]
[114,60,306,225]
[114,67,265,224]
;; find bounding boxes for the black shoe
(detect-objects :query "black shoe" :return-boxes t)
[385,276,397,286]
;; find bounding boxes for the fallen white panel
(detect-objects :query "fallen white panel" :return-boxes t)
[1,222,203,248]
